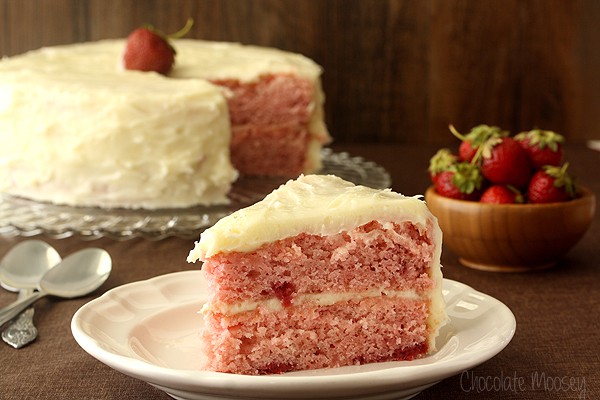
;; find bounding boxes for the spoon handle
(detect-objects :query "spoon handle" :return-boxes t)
[0,291,45,328]
[2,289,38,348]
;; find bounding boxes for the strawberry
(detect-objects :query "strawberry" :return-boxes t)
[480,185,523,204]
[476,136,532,188]
[434,162,484,200]
[123,18,193,75]
[428,148,457,184]
[515,129,564,169]
[527,163,577,203]
[449,124,507,162]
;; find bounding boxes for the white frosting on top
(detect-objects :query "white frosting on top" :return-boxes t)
[171,39,322,82]
[0,39,328,208]
[0,39,322,82]
[188,174,434,258]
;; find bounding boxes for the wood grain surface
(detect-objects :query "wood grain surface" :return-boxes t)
[424,186,596,272]
[1,0,599,144]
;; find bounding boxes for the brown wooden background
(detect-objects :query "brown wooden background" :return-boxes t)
[1,0,599,145]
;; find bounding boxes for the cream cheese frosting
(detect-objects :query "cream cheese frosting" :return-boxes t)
[0,39,322,82]
[188,174,435,258]
[0,70,236,209]
[0,39,329,208]
[206,288,425,316]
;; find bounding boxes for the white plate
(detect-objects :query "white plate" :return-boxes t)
[71,271,516,400]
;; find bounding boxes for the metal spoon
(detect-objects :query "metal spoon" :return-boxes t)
[0,240,62,348]
[0,248,112,328]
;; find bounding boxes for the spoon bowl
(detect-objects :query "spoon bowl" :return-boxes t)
[0,248,112,327]
[40,248,112,298]
[0,240,62,291]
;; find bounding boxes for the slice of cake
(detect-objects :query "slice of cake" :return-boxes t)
[187,174,447,375]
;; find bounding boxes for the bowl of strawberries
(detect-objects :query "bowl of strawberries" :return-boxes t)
[425,125,596,272]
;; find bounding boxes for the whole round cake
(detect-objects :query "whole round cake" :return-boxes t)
[0,39,329,209]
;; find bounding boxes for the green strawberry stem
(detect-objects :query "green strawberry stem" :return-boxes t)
[450,124,506,149]
[168,18,194,39]
[449,124,468,142]
[469,135,503,165]
[506,185,524,203]
[544,162,577,198]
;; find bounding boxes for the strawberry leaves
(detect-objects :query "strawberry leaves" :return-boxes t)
[428,147,483,199]
[515,129,564,169]
[449,124,507,162]
[527,163,577,203]
[433,165,483,200]
[431,124,580,203]
[451,162,484,195]
[428,148,457,183]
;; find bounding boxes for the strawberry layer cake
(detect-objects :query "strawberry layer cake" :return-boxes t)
[187,174,447,375]
[0,39,329,209]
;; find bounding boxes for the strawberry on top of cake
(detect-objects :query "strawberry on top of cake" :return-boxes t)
[188,174,447,375]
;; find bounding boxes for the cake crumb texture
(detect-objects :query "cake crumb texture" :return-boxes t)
[203,297,430,375]
[203,221,435,305]
[201,219,439,374]
[214,74,328,176]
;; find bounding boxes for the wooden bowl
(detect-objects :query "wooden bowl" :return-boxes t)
[424,186,596,272]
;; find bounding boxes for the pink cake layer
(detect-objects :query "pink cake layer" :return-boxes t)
[202,296,430,375]
[213,74,314,126]
[200,219,438,374]
[229,123,309,176]
[212,74,326,176]
[202,220,436,307]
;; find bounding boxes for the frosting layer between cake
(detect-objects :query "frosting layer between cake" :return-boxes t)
[209,287,425,315]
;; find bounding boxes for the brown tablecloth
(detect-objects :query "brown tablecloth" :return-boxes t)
[1,144,598,399]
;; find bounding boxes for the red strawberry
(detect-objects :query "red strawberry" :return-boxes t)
[428,148,458,184]
[449,124,507,162]
[434,162,484,201]
[477,136,532,188]
[515,129,564,169]
[527,163,577,203]
[480,185,523,204]
[123,19,193,75]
